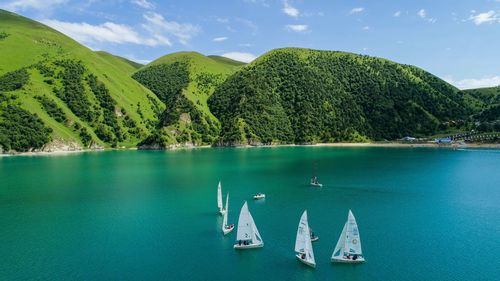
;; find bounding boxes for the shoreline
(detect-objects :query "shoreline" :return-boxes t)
[1,142,499,157]
[312,142,500,148]
[234,142,500,149]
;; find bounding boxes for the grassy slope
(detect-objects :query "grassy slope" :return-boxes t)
[0,10,163,148]
[207,55,247,67]
[95,51,143,72]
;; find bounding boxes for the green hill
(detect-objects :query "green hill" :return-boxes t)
[2,11,496,151]
[208,48,469,145]
[0,10,162,152]
[463,86,500,130]
[463,86,500,111]
[132,51,244,148]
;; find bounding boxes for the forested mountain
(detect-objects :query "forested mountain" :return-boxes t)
[132,52,243,148]
[0,10,497,152]
[0,10,161,152]
[208,48,469,145]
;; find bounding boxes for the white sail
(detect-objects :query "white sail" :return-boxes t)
[217,181,223,212]
[332,222,347,258]
[295,210,315,266]
[332,210,363,259]
[236,201,263,245]
[345,210,362,255]
[222,193,229,229]
[250,211,263,243]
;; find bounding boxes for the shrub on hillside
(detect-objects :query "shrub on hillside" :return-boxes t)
[0,105,52,152]
[0,69,29,92]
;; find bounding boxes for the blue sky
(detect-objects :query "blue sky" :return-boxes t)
[1,0,499,89]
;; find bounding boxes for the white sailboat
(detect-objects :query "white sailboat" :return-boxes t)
[217,181,226,215]
[234,201,264,249]
[331,210,365,263]
[222,193,234,235]
[295,210,316,268]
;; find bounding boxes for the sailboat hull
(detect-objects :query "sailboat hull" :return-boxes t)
[310,183,323,187]
[296,254,316,268]
[223,225,234,235]
[331,256,365,263]
[310,236,319,242]
[233,242,264,249]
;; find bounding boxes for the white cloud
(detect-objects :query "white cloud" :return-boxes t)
[349,7,364,15]
[362,26,370,30]
[468,10,500,25]
[235,18,258,35]
[417,9,436,23]
[42,19,170,47]
[394,11,401,17]
[444,76,500,90]
[0,0,66,12]
[283,1,299,17]
[285,24,308,32]
[417,9,427,18]
[215,17,229,23]
[131,0,154,9]
[243,0,269,7]
[213,36,228,42]
[221,52,256,63]
[142,12,199,45]
[124,55,152,65]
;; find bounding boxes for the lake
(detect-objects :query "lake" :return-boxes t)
[1,147,499,280]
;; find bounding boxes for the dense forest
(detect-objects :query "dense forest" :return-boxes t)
[208,48,469,145]
[463,86,500,132]
[0,104,53,152]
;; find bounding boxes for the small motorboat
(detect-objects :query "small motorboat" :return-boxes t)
[310,176,323,187]
[310,229,319,242]
[253,193,266,200]
[223,223,235,235]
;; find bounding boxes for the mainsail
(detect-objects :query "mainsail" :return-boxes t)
[345,210,363,255]
[222,193,229,230]
[217,181,223,212]
[295,210,315,265]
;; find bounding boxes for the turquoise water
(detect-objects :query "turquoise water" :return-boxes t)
[1,147,500,280]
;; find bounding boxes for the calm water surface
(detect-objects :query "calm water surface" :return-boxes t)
[1,147,499,280]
